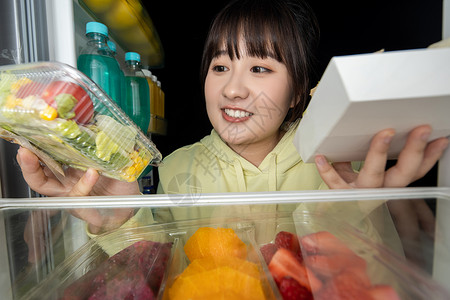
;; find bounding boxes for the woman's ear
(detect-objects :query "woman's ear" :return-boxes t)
[290,95,300,108]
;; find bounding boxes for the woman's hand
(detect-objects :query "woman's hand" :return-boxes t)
[17,147,141,235]
[16,147,140,197]
[314,125,449,189]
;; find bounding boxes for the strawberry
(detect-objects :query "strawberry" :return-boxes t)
[260,243,278,265]
[300,231,354,255]
[304,252,367,279]
[278,276,313,300]
[344,266,372,288]
[275,231,301,253]
[275,231,303,263]
[368,285,401,300]
[268,248,322,292]
[315,270,373,300]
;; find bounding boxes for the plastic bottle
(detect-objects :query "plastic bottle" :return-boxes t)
[123,52,151,133]
[157,80,165,119]
[140,174,155,194]
[150,74,158,117]
[141,69,154,133]
[77,22,123,108]
[107,40,126,111]
[107,40,118,56]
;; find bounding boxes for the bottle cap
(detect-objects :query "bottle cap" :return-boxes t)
[107,41,116,53]
[151,75,157,82]
[142,69,152,77]
[125,52,140,62]
[86,22,108,36]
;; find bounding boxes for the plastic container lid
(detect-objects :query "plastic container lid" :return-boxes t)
[125,52,141,62]
[107,40,116,53]
[86,21,108,36]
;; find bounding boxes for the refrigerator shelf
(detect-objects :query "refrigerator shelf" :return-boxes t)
[1,188,450,299]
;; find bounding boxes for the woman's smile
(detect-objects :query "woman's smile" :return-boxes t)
[222,107,253,122]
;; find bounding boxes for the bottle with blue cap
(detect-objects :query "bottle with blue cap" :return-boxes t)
[123,52,151,133]
[107,40,126,108]
[77,22,123,108]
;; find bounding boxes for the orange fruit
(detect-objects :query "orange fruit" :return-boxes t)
[180,256,260,279]
[184,227,247,261]
[193,290,247,300]
[168,266,265,300]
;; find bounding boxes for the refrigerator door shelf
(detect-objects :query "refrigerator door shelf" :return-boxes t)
[46,0,164,69]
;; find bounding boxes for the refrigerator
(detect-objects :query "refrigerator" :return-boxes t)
[1,1,450,299]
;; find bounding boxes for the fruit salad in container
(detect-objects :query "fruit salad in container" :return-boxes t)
[0,62,162,182]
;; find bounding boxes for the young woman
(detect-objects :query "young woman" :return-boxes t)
[17,0,448,238]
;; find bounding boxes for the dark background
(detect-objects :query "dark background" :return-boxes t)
[143,0,443,186]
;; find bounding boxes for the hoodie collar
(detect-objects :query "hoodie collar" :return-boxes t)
[200,121,302,192]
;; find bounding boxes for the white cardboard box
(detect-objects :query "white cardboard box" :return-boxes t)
[294,48,450,163]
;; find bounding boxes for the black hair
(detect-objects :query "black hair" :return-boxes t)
[200,0,320,123]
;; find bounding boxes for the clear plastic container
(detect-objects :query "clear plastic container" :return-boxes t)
[77,22,124,108]
[12,209,450,299]
[256,211,450,300]
[19,226,176,300]
[160,221,279,300]
[18,219,279,300]
[123,52,151,133]
[0,61,162,182]
[3,189,450,299]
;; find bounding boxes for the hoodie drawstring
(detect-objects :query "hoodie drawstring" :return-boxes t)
[269,153,277,191]
[233,159,247,192]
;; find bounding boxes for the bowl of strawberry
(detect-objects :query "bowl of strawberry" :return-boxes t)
[260,230,401,300]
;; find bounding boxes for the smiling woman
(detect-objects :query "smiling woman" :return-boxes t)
[146,0,443,163]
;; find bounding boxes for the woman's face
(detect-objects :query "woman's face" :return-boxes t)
[204,46,296,154]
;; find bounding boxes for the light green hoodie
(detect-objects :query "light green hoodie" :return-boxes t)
[153,122,329,224]
[157,122,327,194]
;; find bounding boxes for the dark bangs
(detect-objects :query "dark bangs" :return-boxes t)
[201,0,290,82]
[200,0,320,122]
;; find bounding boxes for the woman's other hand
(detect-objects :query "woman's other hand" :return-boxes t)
[315,125,449,189]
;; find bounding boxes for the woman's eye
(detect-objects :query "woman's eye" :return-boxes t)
[212,65,228,72]
[251,66,271,73]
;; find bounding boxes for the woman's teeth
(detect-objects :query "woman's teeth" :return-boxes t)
[224,108,252,118]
